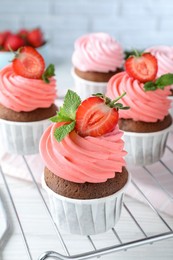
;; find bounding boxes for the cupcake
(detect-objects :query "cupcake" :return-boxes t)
[145,46,173,116]
[71,32,124,100]
[40,90,130,235]
[0,46,57,155]
[106,52,173,166]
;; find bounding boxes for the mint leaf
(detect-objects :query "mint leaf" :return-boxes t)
[155,73,173,89]
[50,90,81,123]
[144,73,173,91]
[63,90,81,120]
[54,121,75,142]
[144,81,157,91]
[50,108,72,122]
[42,64,55,83]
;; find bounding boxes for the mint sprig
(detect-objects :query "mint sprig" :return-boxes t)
[50,90,81,142]
[144,73,173,91]
[42,64,55,83]
[54,121,75,142]
[62,89,81,120]
[50,90,81,123]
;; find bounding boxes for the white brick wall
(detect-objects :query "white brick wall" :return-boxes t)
[0,0,173,63]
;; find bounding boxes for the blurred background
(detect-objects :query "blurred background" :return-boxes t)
[0,0,173,63]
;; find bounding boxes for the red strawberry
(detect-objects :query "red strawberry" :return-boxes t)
[4,34,25,51]
[17,29,28,40]
[12,46,45,79]
[125,53,158,83]
[0,31,11,48]
[27,28,44,48]
[75,96,119,137]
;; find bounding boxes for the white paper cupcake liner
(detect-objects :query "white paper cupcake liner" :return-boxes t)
[168,96,173,118]
[122,125,172,166]
[71,69,107,100]
[0,118,51,155]
[42,173,130,236]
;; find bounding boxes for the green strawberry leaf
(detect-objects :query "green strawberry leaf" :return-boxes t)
[54,121,75,142]
[42,64,55,83]
[124,49,144,59]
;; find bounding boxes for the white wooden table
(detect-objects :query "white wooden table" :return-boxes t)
[0,62,173,260]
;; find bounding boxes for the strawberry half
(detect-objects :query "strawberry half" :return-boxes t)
[125,53,158,83]
[75,96,119,137]
[12,46,45,79]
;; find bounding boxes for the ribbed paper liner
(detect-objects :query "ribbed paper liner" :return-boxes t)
[42,174,130,236]
[168,96,173,118]
[0,119,51,155]
[122,125,172,166]
[71,69,107,100]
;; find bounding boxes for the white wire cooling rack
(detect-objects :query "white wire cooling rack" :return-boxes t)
[0,130,173,260]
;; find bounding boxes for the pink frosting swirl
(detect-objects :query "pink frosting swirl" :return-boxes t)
[0,64,57,112]
[145,46,173,77]
[106,72,171,122]
[72,33,124,72]
[40,123,127,183]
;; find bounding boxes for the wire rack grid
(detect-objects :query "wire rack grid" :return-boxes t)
[0,129,173,260]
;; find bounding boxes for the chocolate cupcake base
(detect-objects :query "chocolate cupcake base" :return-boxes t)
[0,103,58,122]
[119,114,172,133]
[44,166,128,199]
[74,67,123,82]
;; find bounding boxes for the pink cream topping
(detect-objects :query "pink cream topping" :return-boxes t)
[0,64,57,112]
[40,123,127,183]
[145,46,173,77]
[106,72,171,122]
[72,32,124,72]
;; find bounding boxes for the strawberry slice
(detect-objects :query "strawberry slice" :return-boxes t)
[125,53,158,83]
[75,96,119,137]
[12,46,45,79]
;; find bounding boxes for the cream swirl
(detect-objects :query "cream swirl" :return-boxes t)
[106,72,171,122]
[72,33,124,72]
[0,64,57,112]
[145,46,173,77]
[40,123,127,183]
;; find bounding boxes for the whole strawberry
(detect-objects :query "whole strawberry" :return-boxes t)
[0,31,11,48]
[4,34,25,51]
[17,29,28,44]
[50,90,129,142]
[27,28,44,48]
